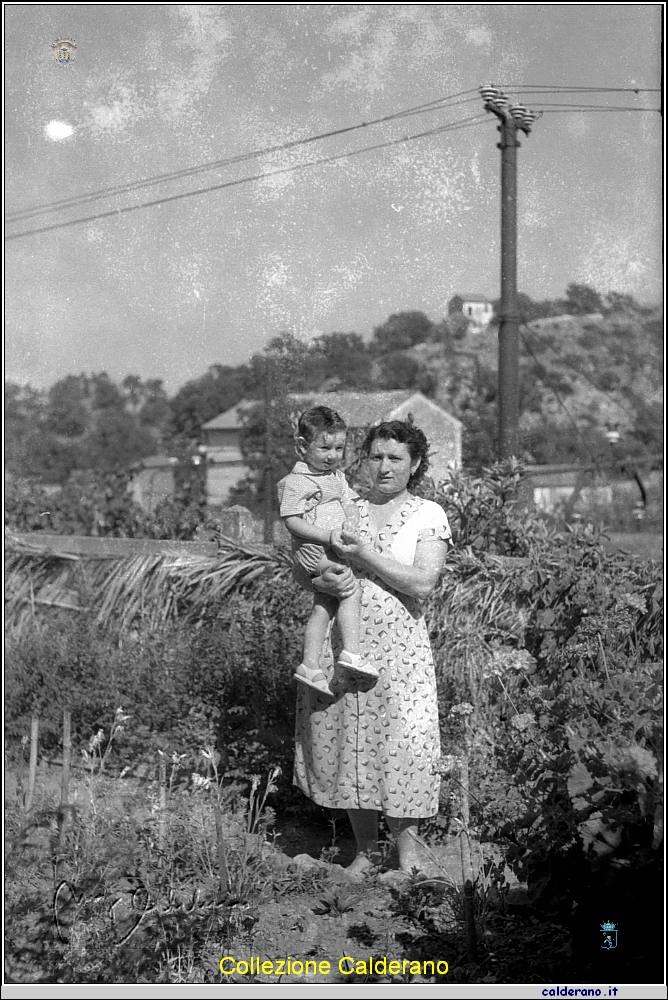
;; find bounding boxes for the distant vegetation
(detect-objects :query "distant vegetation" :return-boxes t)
[5,284,662,526]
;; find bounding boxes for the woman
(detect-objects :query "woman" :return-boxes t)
[294,419,451,875]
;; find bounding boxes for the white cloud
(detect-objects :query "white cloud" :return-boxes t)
[579,223,660,296]
[154,6,233,119]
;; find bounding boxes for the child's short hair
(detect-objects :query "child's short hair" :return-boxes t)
[298,405,347,444]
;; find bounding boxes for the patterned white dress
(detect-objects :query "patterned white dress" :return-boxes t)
[293,495,451,819]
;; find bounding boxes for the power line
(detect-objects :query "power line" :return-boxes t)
[533,105,660,112]
[8,85,659,226]
[9,85,659,225]
[501,84,660,92]
[5,114,491,242]
[7,88,481,224]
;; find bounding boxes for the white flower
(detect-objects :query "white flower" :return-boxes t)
[450,702,474,717]
[88,729,104,752]
[510,712,535,732]
[192,773,212,790]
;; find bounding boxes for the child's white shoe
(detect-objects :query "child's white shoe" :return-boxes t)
[337,650,379,681]
[294,663,334,697]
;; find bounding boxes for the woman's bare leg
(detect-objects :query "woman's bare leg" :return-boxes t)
[386,816,424,873]
[346,809,381,873]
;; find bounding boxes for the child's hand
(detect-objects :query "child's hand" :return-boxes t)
[330,529,365,564]
[340,525,359,546]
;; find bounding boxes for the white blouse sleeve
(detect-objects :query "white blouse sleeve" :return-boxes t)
[390,500,452,566]
[416,500,452,543]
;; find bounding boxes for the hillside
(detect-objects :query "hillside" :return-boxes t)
[408,306,663,464]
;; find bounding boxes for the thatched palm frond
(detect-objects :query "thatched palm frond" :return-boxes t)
[5,535,290,634]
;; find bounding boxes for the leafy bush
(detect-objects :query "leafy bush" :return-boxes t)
[5,463,663,932]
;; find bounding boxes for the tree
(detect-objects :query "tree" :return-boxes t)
[370,311,435,353]
[372,352,422,390]
[602,291,642,316]
[447,295,464,315]
[4,383,70,482]
[446,312,470,341]
[169,364,248,440]
[47,375,90,437]
[84,409,156,472]
[91,372,124,411]
[309,332,372,389]
[564,283,603,316]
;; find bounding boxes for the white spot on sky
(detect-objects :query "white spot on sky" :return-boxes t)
[563,113,589,139]
[464,26,493,49]
[45,120,73,141]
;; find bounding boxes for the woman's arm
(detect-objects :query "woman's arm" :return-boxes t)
[330,532,447,600]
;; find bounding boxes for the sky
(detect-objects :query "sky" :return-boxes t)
[4,4,663,394]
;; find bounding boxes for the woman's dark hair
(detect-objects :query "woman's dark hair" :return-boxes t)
[362,419,430,491]
[298,405,346,444]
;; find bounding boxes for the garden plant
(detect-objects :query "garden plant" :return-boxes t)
[5,462,663,984]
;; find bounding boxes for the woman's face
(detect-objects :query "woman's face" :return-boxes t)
[366,437,420,498]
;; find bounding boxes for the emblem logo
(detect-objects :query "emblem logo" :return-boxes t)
[600,920,618,950]
[51,39,77,65]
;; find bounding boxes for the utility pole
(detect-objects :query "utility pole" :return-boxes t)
[480,86,537,459]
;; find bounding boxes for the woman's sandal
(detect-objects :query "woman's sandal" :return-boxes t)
[337,650,379,681]
[293,663,333,696]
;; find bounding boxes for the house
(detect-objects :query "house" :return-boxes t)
[200,402,250,505]
[129,454,178,513]
[200,390,462,503]
[460,295,494,329]
[289,390,462,483]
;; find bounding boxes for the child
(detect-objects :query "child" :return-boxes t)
[277,406,378,696]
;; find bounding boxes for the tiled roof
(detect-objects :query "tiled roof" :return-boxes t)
[201,400,254,430]
[290,390,415,426]
[204,390,462,432]
[132,454,178,469]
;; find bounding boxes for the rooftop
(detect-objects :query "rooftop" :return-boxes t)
[202,401,255,431]
[203,390,462,433]
[290,390,462,428]
[460,294,494,304]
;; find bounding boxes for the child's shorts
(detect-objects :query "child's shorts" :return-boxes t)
[293,541,331,577]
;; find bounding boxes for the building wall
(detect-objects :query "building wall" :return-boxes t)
[205,463,247,506]
[391,396,462,481]
[205,428,240,449]
[462,301,493,325]
[129,468,175,513]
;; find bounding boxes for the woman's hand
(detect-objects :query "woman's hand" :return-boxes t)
[329,528,366,565]
[312,560,357,600]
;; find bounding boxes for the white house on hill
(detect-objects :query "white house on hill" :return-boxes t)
[460,295,494,329]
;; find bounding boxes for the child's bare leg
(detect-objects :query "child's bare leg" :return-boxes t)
[335,588,361,655]
[316,555,379,682]
[302,592,338,670]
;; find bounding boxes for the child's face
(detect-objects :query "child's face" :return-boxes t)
[299,430,346,472]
